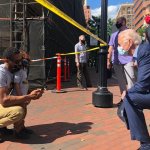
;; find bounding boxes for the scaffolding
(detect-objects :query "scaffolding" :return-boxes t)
[0,0,44,51]
[0,0,86,88]
[10,0,26,49]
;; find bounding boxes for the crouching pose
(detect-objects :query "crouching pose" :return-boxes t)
[0,47,44,142]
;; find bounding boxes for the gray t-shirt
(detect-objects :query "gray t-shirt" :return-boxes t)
[13,69,28,95]
[0,64,13,94]
[75,42,87,63]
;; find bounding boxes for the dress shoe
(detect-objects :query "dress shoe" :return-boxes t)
[87,85,92,88]
[0,127,14,143]
[0,127,14,135]
[0,134,4,143]
[80,87,88,90]
[117,99,123,106]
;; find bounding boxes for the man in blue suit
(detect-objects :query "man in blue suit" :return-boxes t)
[118,27,150,150]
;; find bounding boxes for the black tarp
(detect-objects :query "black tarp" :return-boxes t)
[0,0,86,88]
[27,20,46,87]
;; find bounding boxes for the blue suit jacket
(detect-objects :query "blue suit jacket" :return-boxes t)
[128,42,150,93]
[118,42,150,129]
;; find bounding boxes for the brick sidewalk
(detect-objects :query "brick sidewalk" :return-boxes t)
[0,67,150,150]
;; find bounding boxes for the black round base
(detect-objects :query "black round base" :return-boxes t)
[92,90,113,108]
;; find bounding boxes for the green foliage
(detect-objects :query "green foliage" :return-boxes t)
[137,26,147,36]
[87,16,100,34]
[87,16,114,36]
[107,18,115,36]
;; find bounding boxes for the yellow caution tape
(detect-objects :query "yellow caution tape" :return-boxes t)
[61,47,100,56]
[31,56,57,62]
[0,47,99,62]
[35,0,107,46]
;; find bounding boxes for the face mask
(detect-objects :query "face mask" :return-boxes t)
[81,40,85,44]
[145,15,150,25]
[118,46,128,55]
[22,59,29,68]
[116,23,123,29]
[142,36,146,41]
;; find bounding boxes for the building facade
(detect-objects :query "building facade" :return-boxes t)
[116,3,134,29]
[133,0,150,31]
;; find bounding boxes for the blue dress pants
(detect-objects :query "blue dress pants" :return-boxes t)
[124,91,150,142]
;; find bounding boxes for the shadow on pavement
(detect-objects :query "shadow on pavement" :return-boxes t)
[9,122,93,144]
[66,88,93,92]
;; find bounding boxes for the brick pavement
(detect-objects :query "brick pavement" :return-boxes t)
[0,67,150,150]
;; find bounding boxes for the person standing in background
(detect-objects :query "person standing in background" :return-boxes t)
[75,35,92,89]
[107,17,136,105]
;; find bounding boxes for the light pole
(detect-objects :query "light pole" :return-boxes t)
[92,0,113,108]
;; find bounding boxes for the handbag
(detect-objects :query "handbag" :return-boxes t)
[117,101,129,129]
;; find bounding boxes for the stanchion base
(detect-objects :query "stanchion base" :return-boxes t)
[92,88,113,108]
[51,89,67,93]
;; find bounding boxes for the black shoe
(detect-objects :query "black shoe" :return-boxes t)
[87,85,92,88]
[117,99,123,107]
[0,134,4,143]
[22,128,34,134]
[78,86,88,90]
[14,130,30,140]
[0,127,14,135]
[78,85,84,89]
[80,87,88,90]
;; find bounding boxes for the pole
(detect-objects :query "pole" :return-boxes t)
[63,57,67,81]
[67,58,70,80]
[92,0,113,108]
[51,53,66,93]
[57,54,61,91]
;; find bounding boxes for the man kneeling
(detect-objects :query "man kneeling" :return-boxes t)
[118,27,150,150]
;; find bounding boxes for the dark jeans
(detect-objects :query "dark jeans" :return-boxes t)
[77,63,92,88]
[113,64,127,94]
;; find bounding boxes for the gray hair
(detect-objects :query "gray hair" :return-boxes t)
[119,29,142,45]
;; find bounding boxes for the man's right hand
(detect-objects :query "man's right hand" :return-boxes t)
[29,89,44,100]
[76,62,80,67]
[107,61,111,69]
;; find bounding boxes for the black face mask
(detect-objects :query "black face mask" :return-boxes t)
[81,40,85,44]
[22,59,29,68]
[116,23,123,29]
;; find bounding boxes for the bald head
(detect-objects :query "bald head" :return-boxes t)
[118,29,141,55]
[79,35,85,40]
[79,35,86,44]
[119,29,141,45]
